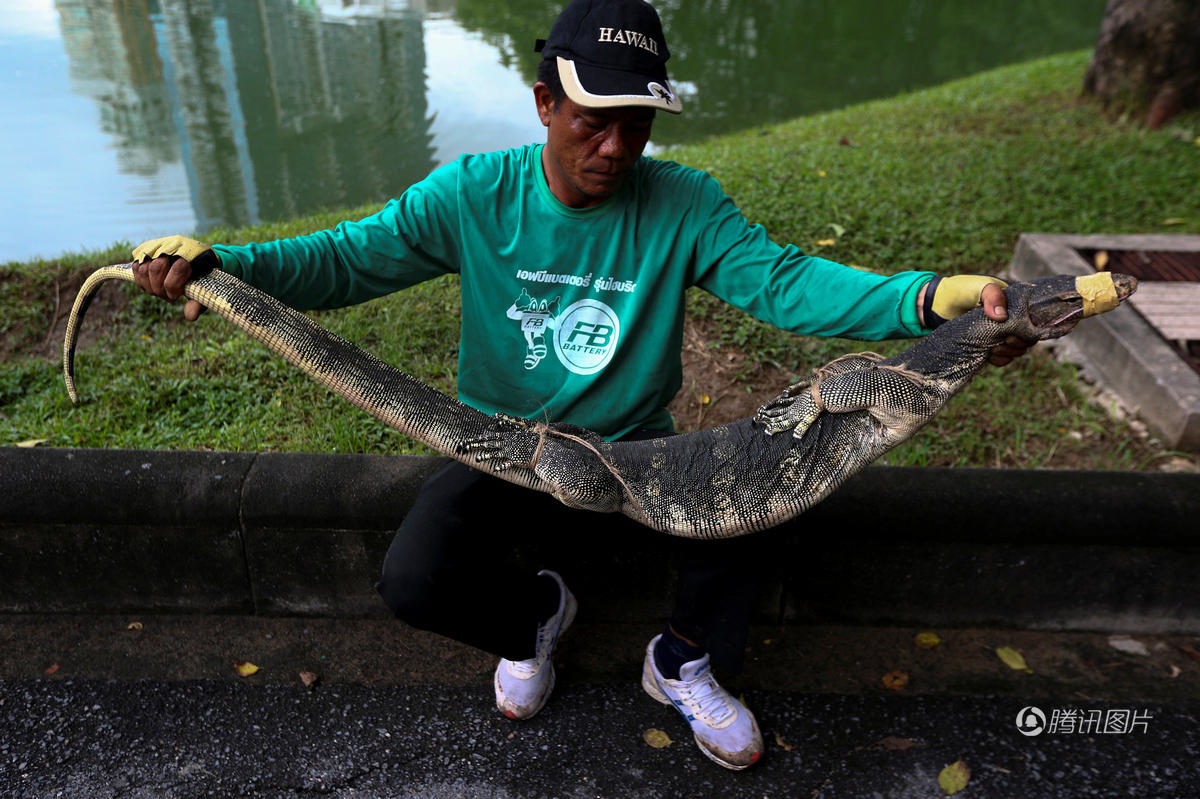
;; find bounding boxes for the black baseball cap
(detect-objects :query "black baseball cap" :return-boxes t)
[535,0,682,114]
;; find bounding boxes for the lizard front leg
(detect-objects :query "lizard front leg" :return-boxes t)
[533,435,627,513]
[755,354,885,436]
[461,416,626,514]
[792,365,935,442]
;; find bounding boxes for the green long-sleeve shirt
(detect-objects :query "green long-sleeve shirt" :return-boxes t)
[214,144,933,438]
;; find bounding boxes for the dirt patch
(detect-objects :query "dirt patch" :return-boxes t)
[0,269,134,364]
[667,314,795,433]
[667,314,1198,473]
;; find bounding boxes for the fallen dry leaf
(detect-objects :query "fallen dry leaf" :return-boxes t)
[774,731,795,751]
[44,663,60,676]
[995,646,1033,674]
[1169,664,1182,678]
[126,621,144,631]
[14,439,48,448]
[643,728,673,748]
[938,759,971,795]
[299,670,319,689]
[871,736,922,751]
[233,661,260,677]
[813,238,836,247]
[1108,635,1150,656]
[881,670,909,691]
[914,632,942,650]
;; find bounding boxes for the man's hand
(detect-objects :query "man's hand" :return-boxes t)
[979,283,1036,366]
[131,235,215,321]
[919,275,1035,367]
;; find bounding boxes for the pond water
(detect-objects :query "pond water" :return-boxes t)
[0,0,1105,263]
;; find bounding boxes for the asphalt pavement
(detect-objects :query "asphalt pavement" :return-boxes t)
[2,615,1198,798]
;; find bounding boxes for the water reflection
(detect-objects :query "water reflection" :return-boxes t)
[52,0,436,237]
[57,0,175,174]
[2,0,1102,262]
[453,0,1105,143]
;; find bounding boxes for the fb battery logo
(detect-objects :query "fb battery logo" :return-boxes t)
[554,299,620,375]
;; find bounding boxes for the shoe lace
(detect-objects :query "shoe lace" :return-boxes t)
[509,619,558,676]
[680,673,736,726]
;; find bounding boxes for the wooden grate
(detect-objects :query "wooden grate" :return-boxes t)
[1074,248,1200,375]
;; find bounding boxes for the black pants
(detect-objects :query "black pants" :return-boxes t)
[375,430,766,672]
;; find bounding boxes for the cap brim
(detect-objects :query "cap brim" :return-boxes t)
[557,57,682,114]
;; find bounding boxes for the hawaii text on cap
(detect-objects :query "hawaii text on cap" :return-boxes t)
[536,0,683,114]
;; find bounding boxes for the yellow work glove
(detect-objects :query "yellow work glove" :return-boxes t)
[132,235,217,272]
[923,274,1009,329]
[131,235,217,320]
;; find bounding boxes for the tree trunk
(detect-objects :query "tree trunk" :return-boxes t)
[1083,0,1200,128]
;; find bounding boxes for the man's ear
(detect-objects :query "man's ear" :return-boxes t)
[533,82,555,127]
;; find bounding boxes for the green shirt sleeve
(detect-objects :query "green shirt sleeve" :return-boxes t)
[211,162,463,311]
[687,170,932,340]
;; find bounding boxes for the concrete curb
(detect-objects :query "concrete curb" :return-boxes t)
[2,447,1198,631]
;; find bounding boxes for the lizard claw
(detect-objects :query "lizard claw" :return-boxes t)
[755,382,823,437]
[756,382,808,434]
[459,414,544,472]
[755,409,796,436]
[459,433,516,471]
[491,412,536,432]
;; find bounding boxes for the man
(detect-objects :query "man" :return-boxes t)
[132,0,1030,771]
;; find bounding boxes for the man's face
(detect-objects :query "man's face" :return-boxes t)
[534,83,655,209]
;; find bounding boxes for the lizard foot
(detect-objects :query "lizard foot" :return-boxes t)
[755,381,822,437]
[459,413,545,472]
[755,380,813,434]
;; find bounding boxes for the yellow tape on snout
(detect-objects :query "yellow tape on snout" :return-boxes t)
[1078,272,1120,317]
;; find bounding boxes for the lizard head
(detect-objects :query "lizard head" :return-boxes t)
[1010,272,1138,340]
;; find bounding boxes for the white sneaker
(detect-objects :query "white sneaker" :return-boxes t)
[641,634,764,770]
[494,570,577,720]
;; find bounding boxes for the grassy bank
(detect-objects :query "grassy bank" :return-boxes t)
[2,50,1198,469]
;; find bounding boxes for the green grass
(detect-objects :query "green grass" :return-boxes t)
[3,50,1198,469]
[2,270,461,455]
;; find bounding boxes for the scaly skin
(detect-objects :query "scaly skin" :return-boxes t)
[461,274,1138,537]
[64,266,1136,539]
[63,264,552,494]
